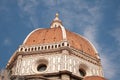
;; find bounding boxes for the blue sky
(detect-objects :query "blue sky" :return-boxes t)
[0,0,120,80]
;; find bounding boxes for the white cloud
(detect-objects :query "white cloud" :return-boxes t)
[102,5,120,79]
[117,6,120,21]
[113,7,120,46]
[111,27,120,46]
[17,0,39,28]
[83,25,100,51]
[101,54,116,79]
[3,38,12,46]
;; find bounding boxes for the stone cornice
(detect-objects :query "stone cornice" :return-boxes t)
[11,70,82,80]
[6,41,101,70]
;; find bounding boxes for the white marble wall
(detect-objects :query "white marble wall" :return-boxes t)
[12,49,103,78]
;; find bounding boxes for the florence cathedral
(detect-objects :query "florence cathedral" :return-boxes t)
[3,13,106,80]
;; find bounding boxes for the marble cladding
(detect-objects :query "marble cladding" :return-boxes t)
[12,50,103,77]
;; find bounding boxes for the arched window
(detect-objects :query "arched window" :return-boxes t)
[37,64,47,72]
[67,43,69,46]
[52,45,54,48]
[35,47,37,51]
[38,47,40,50]
[31,48,34,51]
[28,48,30,51]
[25,48,27,51]
[45,46,47,49]
[55,45,57,48]
[62,43,64,46]
[41,46,43,50]
[36,59,48,72]
[58,44,61,47]
[20,48,23,51]
[79,68,86,77]
[48,46,50,49]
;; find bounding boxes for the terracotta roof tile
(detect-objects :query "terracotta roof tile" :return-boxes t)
[24,27,97,58]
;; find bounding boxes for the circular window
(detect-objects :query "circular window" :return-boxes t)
[79,69,86,77]
[37,64,47,72]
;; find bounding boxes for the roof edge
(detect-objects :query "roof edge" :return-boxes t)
[23,28,43,45]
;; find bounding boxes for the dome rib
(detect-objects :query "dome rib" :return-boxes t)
[60,25,67,40]
[50,13,67,40]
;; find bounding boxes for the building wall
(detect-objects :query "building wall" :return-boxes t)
[12,49,103,78]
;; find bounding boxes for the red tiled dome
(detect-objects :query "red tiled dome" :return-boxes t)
[23,13,98,58]
[24,27,63,45]
[23,27,97,58]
